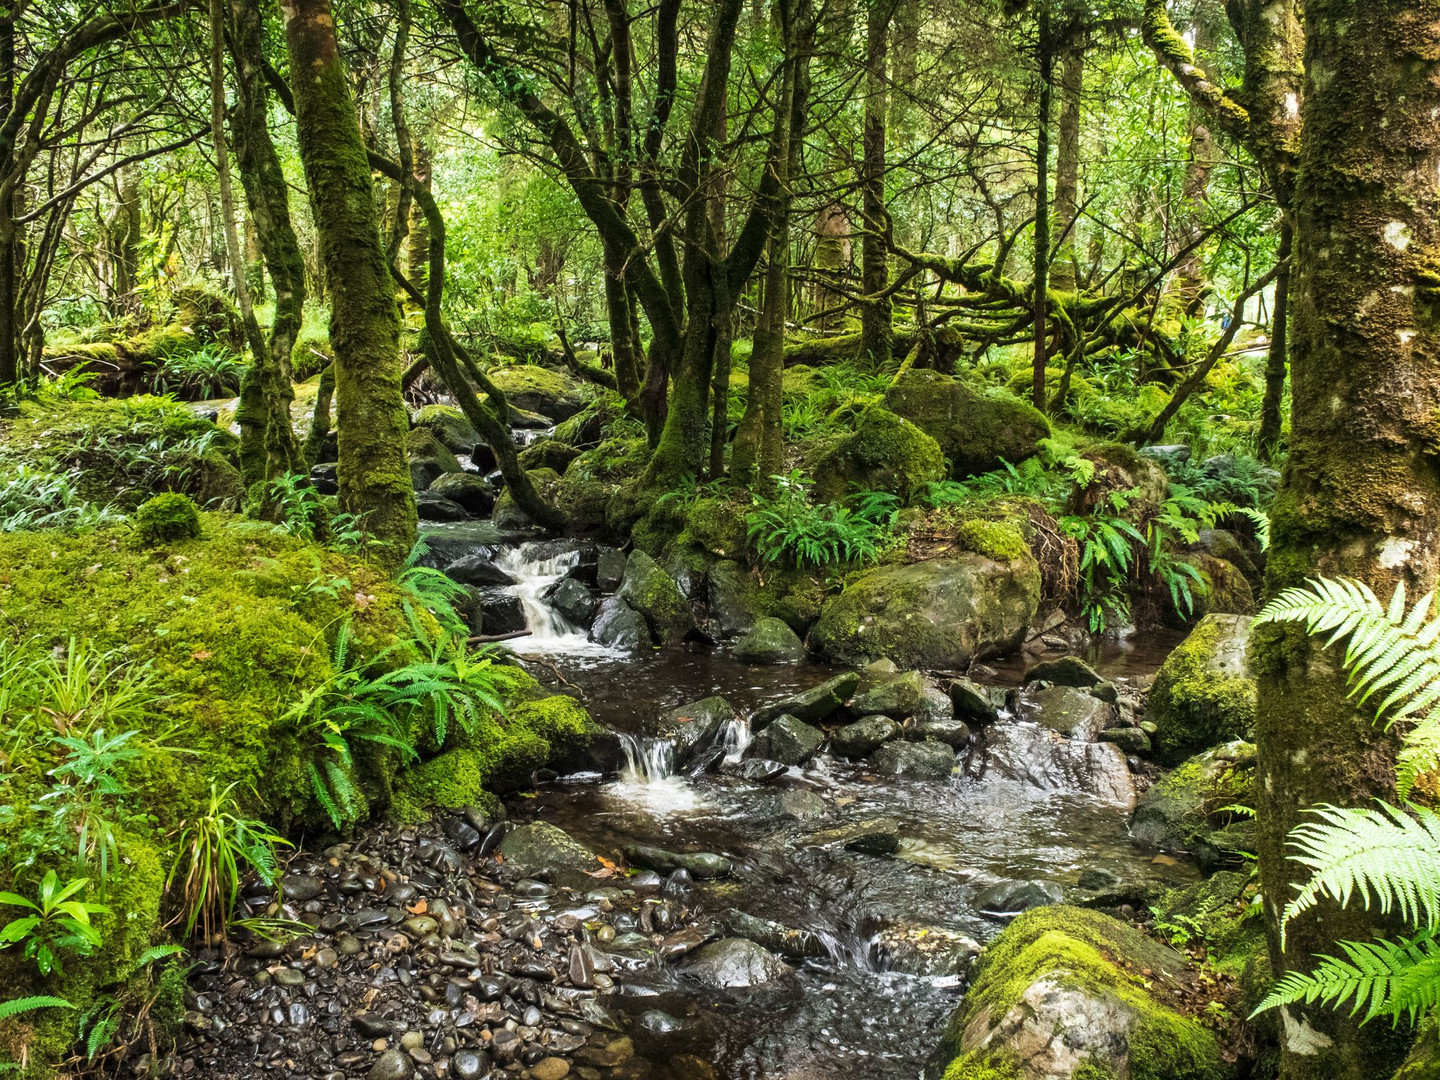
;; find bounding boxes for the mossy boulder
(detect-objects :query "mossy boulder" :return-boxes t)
[492,467,562,531]
[427,472,497,516]
[810,553,1041,669]
[807,406,945,502]
[705,559,828,639]
[518,437,581,474]
[132,492,202,545]
[616,549,693,643]
[923,906,1222,1080]
[488,365,588,421]
[1069,442,1170,518]
[733,616,805,663]
[681,497,750,559]
[555,435,650,535]
[883,370,1050,478]
[1173,553,1254,622]
[1147,614,1256,763]
[0,394,242,511]
[412,404,480,453]
[406,427,462,490]
[1130,741,1256,870]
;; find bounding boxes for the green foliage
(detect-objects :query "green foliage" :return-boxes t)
[745,471,899,571]
[0,465,121,533]
[148,343,246,399]
[132,492,201,545]
[165,782,289,941]
[1253,578,1440,1030]
[0,997,73,1022]
[0,871,108,977]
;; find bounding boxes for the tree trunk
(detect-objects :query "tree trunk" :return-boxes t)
[1030,8,1053,413]
[227,0,304,489]
[859,0,892,369]
[813,201,851,329]
[1253,4,1440,1079]
[708,102,732,480]
[1256,221,1292,459]
[1050,45,1081,293]
[280,0,415,563]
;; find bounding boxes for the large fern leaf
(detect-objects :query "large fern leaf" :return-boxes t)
[1282,804,1440,940]
[1257,578,1440,795]
[0,996,73,1020]
[1254,930,1440,1026]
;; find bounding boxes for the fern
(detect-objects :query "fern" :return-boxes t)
[1256,931,1440,1027]
[0,996,73,1020]
[1257,578,1440,797]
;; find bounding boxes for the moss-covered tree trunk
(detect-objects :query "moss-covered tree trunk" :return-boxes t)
[1030,7,1053,413]
[1049,44,1081,294]
[859,0,892,369]
[1253,4,1440,1078]
[280,0,415,562]
[1257,221,1292,459]
[228,0,303,488]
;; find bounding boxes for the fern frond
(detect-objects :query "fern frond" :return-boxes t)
[1283,804,1440,940]
[0,996,73,1020]
[1253,931,1440,1026]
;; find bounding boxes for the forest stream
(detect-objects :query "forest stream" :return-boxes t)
[178,527,1193,1080]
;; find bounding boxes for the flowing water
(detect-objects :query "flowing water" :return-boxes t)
[473,539,1191,1078]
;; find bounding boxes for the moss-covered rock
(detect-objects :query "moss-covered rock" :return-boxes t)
[1069,442,1169,518]
[412,404,480,453]
[132,492,202,545]
[1153,870,1262,976]
[1147,615,1256,763]
[681,497,750,560]
[517,437,581,474]
[1173,553,1254,622]
[555,435,650,536]
[923,906,1222,1080]
[807,406,945,502]
[811,553,1041,669]
[616,549,693,643]
[733,616,805,663]
[883,370,1050,478]
[1130,741,1256,868]
[488,365,588,421]
[406,426,461,489]
[492,467,562,531]
[0,394,242,511]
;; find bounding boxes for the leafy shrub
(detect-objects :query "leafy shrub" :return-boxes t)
[132,492,201,544]
[746,471,898,570]
[0,464,120,533]
[149,343,247,399]
[0,871,108,977]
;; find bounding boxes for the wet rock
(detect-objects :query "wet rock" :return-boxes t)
[1023,654,1104,688]
[707,560,760,637]
[830,715,902,759]
[869,739,955,779]
[752,672,861,728]
[847,670,926,718]
[874,924,981,977]
[975,878,1065,915]
[416,490,472,522]
[1130,740,1256,868]
[732,616,805,664]
[637,1010,684,1036]
[441,815,482,851]
[498,822,602,880]
[616,550,693,643]
[721,909,828,960]
[444,553,515,587]
[748,714,824,766]
[367,1049,415,1080]
[915,684,954,725]
[591,596,649,648]
[596,546,628,592]
[686,938,791,988]
[811,554,1040,669]
[650,696,737,768]
[1099,726,1151,754]
[529,1058,571,1080]
[737,758,787,783]
[948,677,1000,724]
[450,1050,489,1079]
[983,722,1137,809]
[1017,684,1114,740]
[907,717,971,748]
[777,787,828,821]
[806,816,900,855]
[280,874,323,902]
[428,472,497,516]
[477,588,526,635]
[623,844,732,879]
[548,577,597,625]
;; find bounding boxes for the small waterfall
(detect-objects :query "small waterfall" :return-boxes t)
[718,715,751,766]
[618,733,676,782]
[493,543,619,657]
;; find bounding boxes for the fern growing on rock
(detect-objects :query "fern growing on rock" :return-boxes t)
[1253,577,1440,1027]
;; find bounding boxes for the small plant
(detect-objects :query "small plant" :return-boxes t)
[745,471,898,571]
[132,492,201,545]
[149,343,246,399]
[0,464,119,533]
[36,728,146,882]
[166,782,290,941]
[1252,578,1440,1028]
[267,472,328,540]
[0,871,109,976]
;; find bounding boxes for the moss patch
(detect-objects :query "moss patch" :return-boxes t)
[1148,614,1257,763]
[132,492,203,545]
[806,406,945,503]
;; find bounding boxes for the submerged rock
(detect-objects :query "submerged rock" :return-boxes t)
[923,906,1220,1080]
[685,939,792,988]
[907,717,971,747]
[748,714,824,766]
[498,822,602,879]
[874,924,981,977]
[806,816,901,855]
[869,739,955,779]
[810,555,1040,670]
[732,616,805,664]
[1147,613,1256,763]
[722,909,829,960]
[753,672,861,728]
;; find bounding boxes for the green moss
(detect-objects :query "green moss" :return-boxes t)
[681,497,750,558]
[941,1054,1023,1080]
[412,404,479,453]
[883,369,1050,478]
[406,426,461,473]
[1149,615,1257,763]
[488,364,579,402]
[122,322,195,362]
[953,519,1030,563]
[132,493,202,545]
[552,435,651,536]
[807,406,945,504]
[493,467,562,529]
